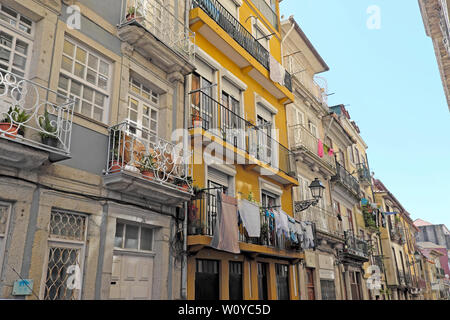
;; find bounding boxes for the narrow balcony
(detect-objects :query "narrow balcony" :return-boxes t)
[331,162,360,199]
[389,224,406,244]
[189,91,297,185]
[288,124,336,177]
[357,162,371,186]
[251,0,279,31]
[190,0,293,101]
[0,71,74,169]
[372,255,385,272]
[187,190,305,259]
[118,0,195,75]
[103,121,192,205]
[342,231,369,261]
[296,204,343,240]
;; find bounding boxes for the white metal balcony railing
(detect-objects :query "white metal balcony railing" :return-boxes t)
[296,204,343,237]
[0,71,74,155]
[105,121,192,193]
[288,124,336,170]
[120,0,195,62]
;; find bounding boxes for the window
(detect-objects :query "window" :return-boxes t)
[58,37,111,122]
[254,24,269,50]
[229,261,243,300]
[261,190,278,209]
[276,264,289,300]
[354,147,361,165]
[306,268,316,300]
[195,259,220,300]
[0,5,33,78]
[114,222,154,252]
[320,279,336,300]
[308,121,318,138]
[191,72,213,129]
[221,90,241,146]
[43,209,88,300]
[257,262,268,300]
[128,77,159,142]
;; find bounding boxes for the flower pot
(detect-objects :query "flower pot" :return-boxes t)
[126,13,135,21]
[0,122,18,139]
[179,184,189,192]
[42,136,59,148]
[141,170,154,179]
[109,160,122,173]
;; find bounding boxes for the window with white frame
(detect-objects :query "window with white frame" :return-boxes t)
[57,37,111,122]
[254,24,269,51]
[0,203,11,277]
[128,76,159,143]
[261,190,279,209]
[43,209,88,300]
[0,5,33,78]
[308,121,318,138]
[114,221,154,252]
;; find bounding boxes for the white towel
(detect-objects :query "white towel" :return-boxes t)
[238,200,261,238]
[278,210,290,237]
[269,55,286,85]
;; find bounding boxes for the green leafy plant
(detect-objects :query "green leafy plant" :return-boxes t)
[39,110,58,139]
[2,106,30,136]
[138,154,155,173]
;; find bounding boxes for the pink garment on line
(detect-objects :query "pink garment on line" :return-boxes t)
[328,148,334,156]
[318,139,324,158]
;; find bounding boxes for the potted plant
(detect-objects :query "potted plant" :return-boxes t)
[174,176,193,191]
[39,110,59,148]
[138,154,155,179]
[0,106,29,138]
[126,7,136,21]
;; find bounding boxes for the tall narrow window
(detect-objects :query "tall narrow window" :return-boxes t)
[229,261,243,300]
[276,264,289,300]
[257,262,268,300]
[57,37,111,122]
[43,209,88,300]
[306,268,315,300]
[128,77,159,143]
[0,203,11,277]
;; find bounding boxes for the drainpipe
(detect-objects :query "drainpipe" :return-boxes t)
[280,17,295,65]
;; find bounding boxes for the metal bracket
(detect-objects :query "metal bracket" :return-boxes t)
[294,199,318,213]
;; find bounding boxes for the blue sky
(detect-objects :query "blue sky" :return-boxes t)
[280,0,450,227]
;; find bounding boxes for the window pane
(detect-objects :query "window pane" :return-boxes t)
[75,47,86,63]
[98,75,107,90]
[61,56,72,72]
[74,62,85,78]
[125,225,138,249]
[81,101,92,116]
[0,31,13,48]
[63,40,74,56]
[114,223,124,248]
[86,69,96,85]
[15,39,28,55]
[58,74,69,91]
[70,80,81,96]
[94,92,105,106]
[12,54,26,70]
[88,54,98,69]
[93,107,103,122]
[99,60,109,76]
[83,86,93,101]
[140,227,153,251]
[0,47,10,64]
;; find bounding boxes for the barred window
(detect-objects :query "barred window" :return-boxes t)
[320,279,336,300]
[57,37,111,122]
[43,209,88,300]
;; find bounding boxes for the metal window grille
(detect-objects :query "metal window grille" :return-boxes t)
[49,209,87,241]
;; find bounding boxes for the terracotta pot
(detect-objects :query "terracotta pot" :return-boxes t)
[180,184,189,192]
[0,122,18,139]
[141,170,154,179]
[126,13,135,21]
[109,160,122,173]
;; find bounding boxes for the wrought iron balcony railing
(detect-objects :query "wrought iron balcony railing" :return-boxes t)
[252,0,278,30]
[437,267,446,278]
[343,231,369,259]
[0,71,74,156]
[188,191,303,252]
[120,0,195,62]
[288,124,336,170]
[105,121,192,193]
[332,162,360,197]
[192,0,292,91]
[357,162,371,184]
[189,91,295,176]
[372,255,385,272]
[389,224,406,244]
[296,204,343,238]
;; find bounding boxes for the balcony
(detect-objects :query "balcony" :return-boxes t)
[103,121,192,205]
[437,267,446,279]
[187,190,305,259]
[251,0,279,31]
[357,162,371,186]
[118,0,195,75]
[288,124,336,177]
[372,255,385,272]
[331,162,360,199]
[389,224,406,244]
[0,71,74,169]
[190,0,293,100]
[342,231,369,261]
[189,91,297,185]
[296,204,343,239]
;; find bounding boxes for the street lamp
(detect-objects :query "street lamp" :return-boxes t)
[294,178,325,213]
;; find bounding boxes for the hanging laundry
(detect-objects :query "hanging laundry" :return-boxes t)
[328,148,334,156]
[210,193,240,254]
[278,210,290,238]
[318,139,324,158]
[323,144,329,155]
[300,221,315,250]
[269,55,286,85]
[287,216,298,244]
[238,199,261,238]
